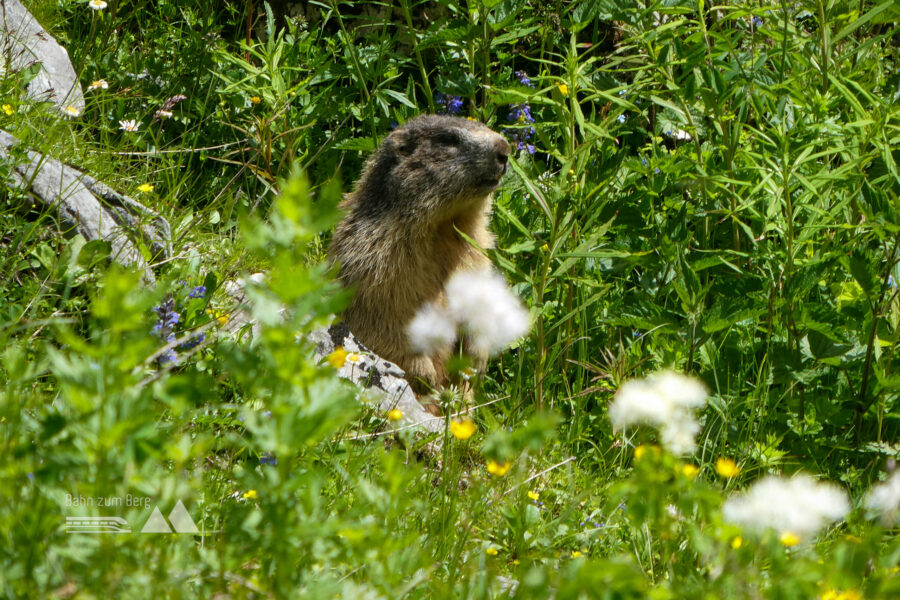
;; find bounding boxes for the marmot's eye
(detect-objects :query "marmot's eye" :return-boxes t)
[434,132,460,146]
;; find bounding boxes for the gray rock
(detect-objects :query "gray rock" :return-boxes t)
[0,0,85,114]
[223,273,442,435]
[0,129,171,281]
[308,322,444,435]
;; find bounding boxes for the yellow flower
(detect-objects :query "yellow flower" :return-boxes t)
[487,460,511,477]
[449,419,477,440]
[485,547,498,556]
[387,409,403,422]
[634,445,659,461]
[512,559,520,566]
[730,535,743,549]
[779,531,800,547]
[137,183,154,193]
[242,489,258,500]
[327,347,348,368]
[558,83,569,95]
[207,308,228,326]
[570,550,583,558]
[466,116,478,121]
[715,457,741,478]
[1,104,13,115]
[823,590,862,600]
[540,243,549,252]
[250,96,262,104]
[682,463,700,478]
[527,490,540,501]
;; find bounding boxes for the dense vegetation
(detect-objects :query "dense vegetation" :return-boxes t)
[3,0,900,597]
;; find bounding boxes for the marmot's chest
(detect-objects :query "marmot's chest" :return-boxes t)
[392,219,475,296]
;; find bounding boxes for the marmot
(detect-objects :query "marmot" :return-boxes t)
[329,115,510,393]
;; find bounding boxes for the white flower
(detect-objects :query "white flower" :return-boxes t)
[88,0,107,10]
[864,470,900,524]
[608,370,708,454]
[658,411,701,455]
[63,105,81,117]
[723,473,850,540]
[88,79,108,90]
[155,109,173,119]
[445,271,529,356]
[407,302,457,355]
[118,119,139,132]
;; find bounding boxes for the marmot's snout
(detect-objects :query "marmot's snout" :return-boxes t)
[481,133,510,188]
[492,135,510,178]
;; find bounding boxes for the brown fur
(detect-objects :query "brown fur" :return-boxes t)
[329,115,510,392]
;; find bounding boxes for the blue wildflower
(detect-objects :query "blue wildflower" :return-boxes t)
[509,103,534,124]
[516,141,536,154]
[159,348,178,365]
[515,70,533,87]
[188,285,206,299]
[152,295,181,365]
[260,452,278,466]
[153,297,180,331]
[505,103,537,155]
[436,93,464,115]
[179,332,206,350]
[617,114,626,124]
[751,16,763,27]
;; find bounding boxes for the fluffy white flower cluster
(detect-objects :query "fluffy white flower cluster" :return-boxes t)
[723,473,850,540]
[406,271,529,357]
[608,371,708,454]
[864,470,900,525]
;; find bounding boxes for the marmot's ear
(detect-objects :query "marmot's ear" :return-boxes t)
[389,131,416,156]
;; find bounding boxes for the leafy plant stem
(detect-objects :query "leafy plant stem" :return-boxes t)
[400,0,436,113]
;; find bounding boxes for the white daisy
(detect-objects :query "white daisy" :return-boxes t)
[118,119,139,132]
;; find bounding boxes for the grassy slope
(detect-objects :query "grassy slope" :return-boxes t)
[2,1,900,598]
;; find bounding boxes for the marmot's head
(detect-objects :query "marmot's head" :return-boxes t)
[351,115,510,221]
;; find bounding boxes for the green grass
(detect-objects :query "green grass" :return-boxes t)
[2,0,900,597]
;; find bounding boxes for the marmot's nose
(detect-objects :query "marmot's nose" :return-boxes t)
[494,136,510,169]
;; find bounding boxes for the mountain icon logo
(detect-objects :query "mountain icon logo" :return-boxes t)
[141,500,200,534]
